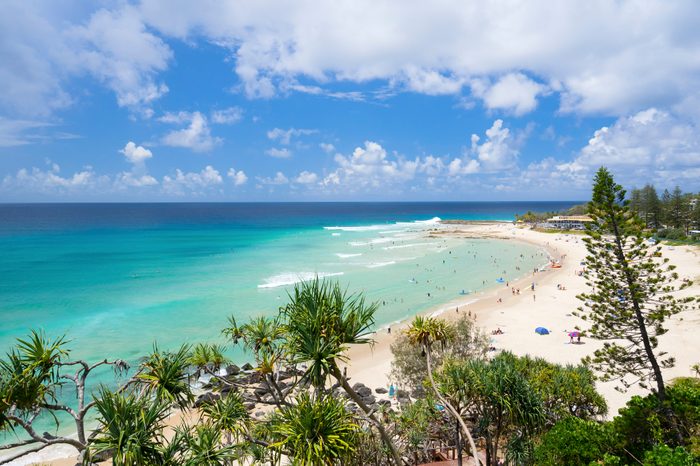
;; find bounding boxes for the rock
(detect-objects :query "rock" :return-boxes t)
[194,392,220,408]
[378,399,391,407]
[255,411,265,418]
[254,382,270,398]
[352,382,365,391]
[361,394,376,405]
[241,362,254,371]
[244,402,256,410]
[226,364,241,375]
[375,387,388,394]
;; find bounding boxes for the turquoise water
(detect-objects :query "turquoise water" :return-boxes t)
[0,202,566,442]
[0,203,564,365]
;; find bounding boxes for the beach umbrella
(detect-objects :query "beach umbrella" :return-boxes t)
[568,331,580,338]
[535,327,549,335]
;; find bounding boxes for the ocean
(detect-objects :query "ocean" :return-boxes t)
[0,202,578,361]
[0,201,575,439]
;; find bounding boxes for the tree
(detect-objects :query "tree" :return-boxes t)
[0,331,128,463]
[86,388,171,465]
[281,279,402,465]
[670,186,689,232]
[268,392,359,465]
[576,167,696,401]
[641,184,662,229]
[438,352,544,466]
[406,315,481,466]
[391,314,489,393]
[533,416,615,466]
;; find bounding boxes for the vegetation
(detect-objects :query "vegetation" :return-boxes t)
[576,167,696,399]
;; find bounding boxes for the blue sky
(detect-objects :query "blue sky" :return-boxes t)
[2,1,700,201]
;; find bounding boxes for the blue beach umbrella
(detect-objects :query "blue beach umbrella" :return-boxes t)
[535,327,550,335]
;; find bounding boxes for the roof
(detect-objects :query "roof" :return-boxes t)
[547,215,593,222]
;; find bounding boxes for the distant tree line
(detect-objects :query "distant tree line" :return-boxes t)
[628,185,700,239]
[515,184,700,241]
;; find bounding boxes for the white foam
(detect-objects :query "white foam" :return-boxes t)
[382,242,435,250]
[335,253,362,258]
[366,261,396,268]
[331,232,341,236]
[324,224,389,232]
[324,217,442,233]
[258,272,344,289]
[349,237,394,247]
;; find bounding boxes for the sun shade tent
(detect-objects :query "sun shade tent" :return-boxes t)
[535,327,550,335]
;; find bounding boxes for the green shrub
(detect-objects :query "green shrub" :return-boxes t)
[642,444,696,465]
[533,416,614,465]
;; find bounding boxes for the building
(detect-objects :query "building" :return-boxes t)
[544,215,594,230]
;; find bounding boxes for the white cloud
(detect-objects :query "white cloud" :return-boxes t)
[116,141,158,188]
[135,1,700,117]
[324,141,418,189]
[227,168,248,186]
[160,111,220,152]
[1,162,99,193]
[568,108,700,187]
[471,73,547,115]
[470,119,519,171]
[447,158,480,176]
[319,143,336,154]
[267,127,318,145]
[258,171,289,185]
[265,147,292,158]
[162,165,223,194]
[0,118,52,146]
[116,172,158,187]
[446,119,520,176]
[120,141,153,164]
[294,171,318,184]
[211,107,243,124]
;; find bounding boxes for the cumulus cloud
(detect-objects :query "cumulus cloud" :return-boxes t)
[265,147,292,158]
[294,171,318,184]
[1,162,100,194]
[267,128,317,145]
[471,73,547,115]
[446,119,520,176]
[567,108,700,187]
[323,141,418,189]
[116,141,158,188]
[120,141,153,164]
[258,172,289,185]
[211,107,243,124]
[160,111,220,152]
[162,165,223,195]
[227,168,248,186]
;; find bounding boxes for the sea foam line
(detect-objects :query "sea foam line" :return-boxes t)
[324,217,442,232]
[258,272,344,289]
[335,253,363,258]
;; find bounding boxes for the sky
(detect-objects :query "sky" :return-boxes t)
[2,1,700,202]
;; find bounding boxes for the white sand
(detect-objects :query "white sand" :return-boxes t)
[11,222,700,465]
[343,222,700,417]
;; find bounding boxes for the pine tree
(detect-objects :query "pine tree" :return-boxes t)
[575,168,696,401]
[669,186,687,231]
[641,184,661,229]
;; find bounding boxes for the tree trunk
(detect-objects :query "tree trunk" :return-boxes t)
[330,365,403,466]
[609,213,666,401]
[425,347,481,466]
[456,420,463,466]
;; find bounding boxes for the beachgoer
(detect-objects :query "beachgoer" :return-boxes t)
[387,327,391,334]
[533,294,536,302]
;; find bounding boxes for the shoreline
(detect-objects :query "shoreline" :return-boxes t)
[12,221,700,466]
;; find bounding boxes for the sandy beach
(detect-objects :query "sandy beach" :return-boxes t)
[14,221,700,466]
[344,222,700,417]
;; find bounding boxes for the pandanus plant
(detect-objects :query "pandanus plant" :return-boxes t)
[406,315,481,466]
